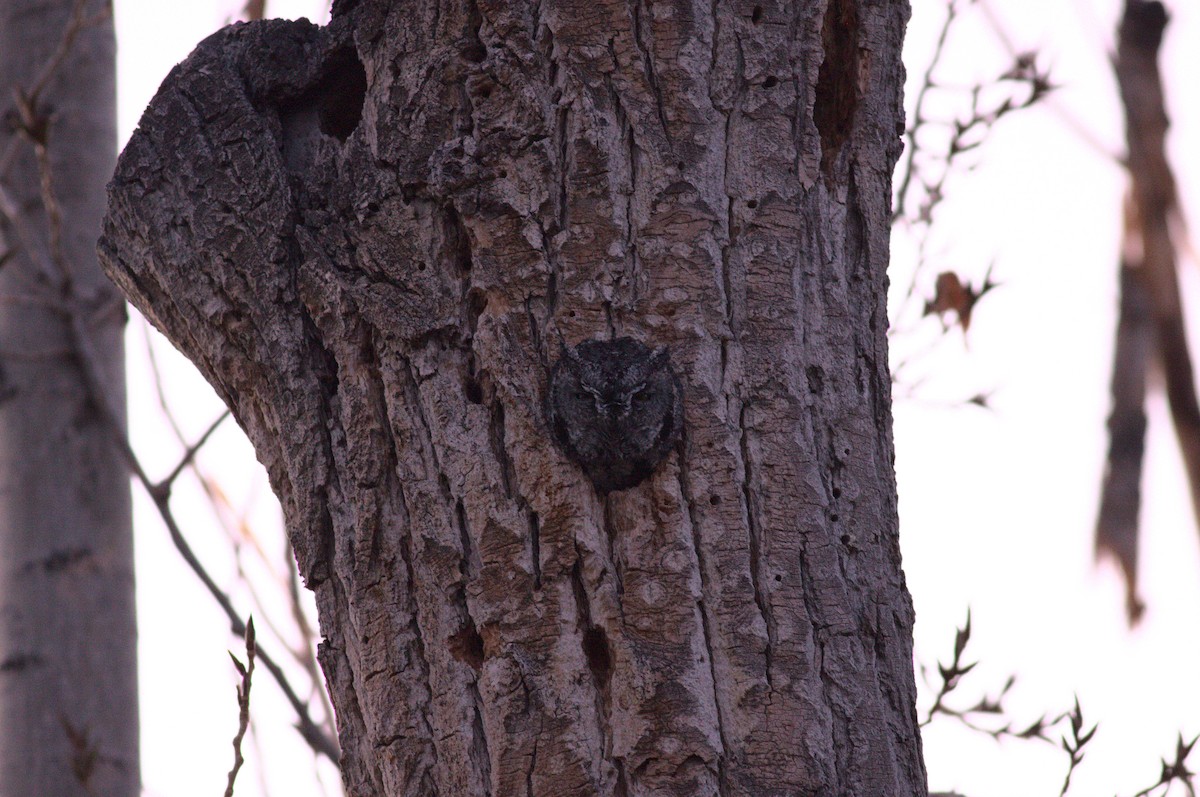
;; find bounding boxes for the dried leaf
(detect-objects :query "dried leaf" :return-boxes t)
[924,270,998,331]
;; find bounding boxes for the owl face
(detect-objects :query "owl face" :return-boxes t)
[547,337,684,492]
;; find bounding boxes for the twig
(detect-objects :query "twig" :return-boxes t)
[155,409,231,496]
[892,49,1052,326]
[1057,697,1097,796]
[1127,733,1198,797]
[142,319,192,444]
[921,611,1064,743]
[0,179,60,285]
[977,0,1119,161]
[122,422,340,762]
[921,609,977,727]
[892,0,966,225]
[0,0,108,180]
[889,0,1053,406]
[142,321,335,739]
[29,125,68,281]
[225,618,257,797]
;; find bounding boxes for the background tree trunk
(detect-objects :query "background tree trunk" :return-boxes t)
[0,1,137,795]
[100,1,921,795]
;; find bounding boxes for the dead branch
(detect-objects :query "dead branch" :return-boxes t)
[1100,0,1200,622]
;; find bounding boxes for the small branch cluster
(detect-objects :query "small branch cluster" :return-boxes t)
[225,618,257,797]
[1057,697,1097,797]
[892,0,1054,230]
[1129,733,1199,797]
[921,611,1063,742]
[889,0,1053,404]
[922,613,1197,797]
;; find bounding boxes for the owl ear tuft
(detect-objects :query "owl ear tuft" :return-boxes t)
[554,329,575,364]
[561,336,588,369]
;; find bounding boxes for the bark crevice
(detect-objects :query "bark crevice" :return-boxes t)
[737,404,776,690]
[672,450,733,797]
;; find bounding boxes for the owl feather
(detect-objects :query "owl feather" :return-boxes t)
[546,337,684,492]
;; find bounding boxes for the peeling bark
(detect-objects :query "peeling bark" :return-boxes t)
[100,2,922,795]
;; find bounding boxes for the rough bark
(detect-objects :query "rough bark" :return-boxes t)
[100,2,921,795]
[0,1,137,795]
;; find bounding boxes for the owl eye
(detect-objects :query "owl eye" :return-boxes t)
[574,390,590,401]
[634,389,652,403]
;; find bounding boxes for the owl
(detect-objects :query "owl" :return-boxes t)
[546,337,684,493]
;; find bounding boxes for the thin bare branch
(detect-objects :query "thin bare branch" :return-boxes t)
[1057,697,1098,797]
[141,321,190,442]
[59,715,100,796]
[892,0,966,225]
[120,423,339,762]
[889,0,1053,409]
[142,322,332,727]
[0,0,109,179]
[156,409,231,495]
[224,617,257,797]
[1127,733,1199,797]
[921,611,1066,745]
[0,179,60,285]
[977,0,1119,160]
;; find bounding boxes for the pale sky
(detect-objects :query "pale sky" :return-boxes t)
[113,1,1200,796]
[898,1,1200,795]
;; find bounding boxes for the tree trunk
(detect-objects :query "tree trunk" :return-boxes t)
[100,2,921,795]
[0,1,137,795]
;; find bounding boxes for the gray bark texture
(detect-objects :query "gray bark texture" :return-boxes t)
[100,1,922,795]
[0,1,137,795]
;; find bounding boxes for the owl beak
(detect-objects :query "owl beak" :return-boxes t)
[598,397,631,420]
